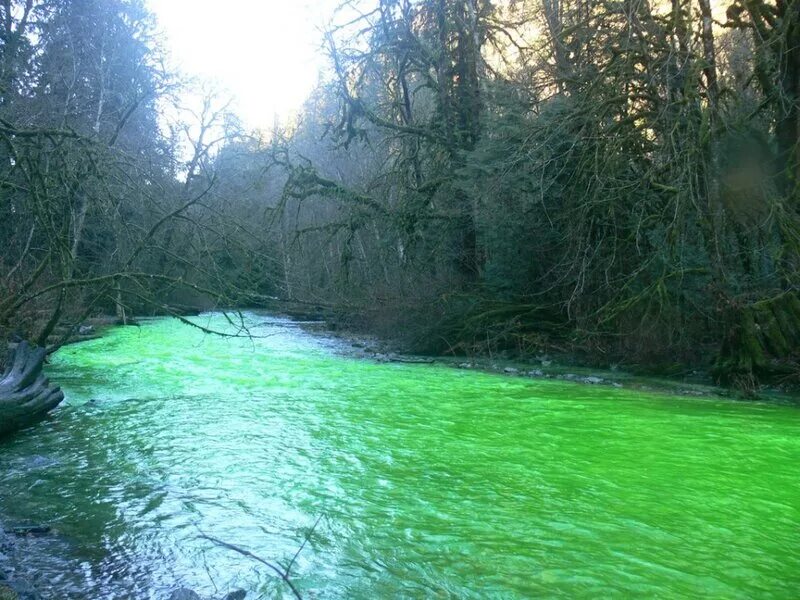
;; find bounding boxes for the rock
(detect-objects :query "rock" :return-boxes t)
[0,524,11,552]
[682,389,705,396]
[3,579,39,600]
[503,367,519,374]
[19,455,58,470]
[223,591,246,600]
[585,376,603,384]
[77,325,94,335]
[8,526,51,537]
[541,359,552,367]
[387,356,434,364]
[457,363,473,369]
[527,369,544,377]
[0,524,40,600]
[612,382,623,388]
[169,589,201,600]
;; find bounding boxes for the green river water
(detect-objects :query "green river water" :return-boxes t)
[1,313,798,598]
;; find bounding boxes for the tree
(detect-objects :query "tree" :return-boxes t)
[261,0,800,385]
[0,0,279,432]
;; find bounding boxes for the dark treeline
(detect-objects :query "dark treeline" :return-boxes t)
[271,0,800,388]
[2,0,800,389]
[0,0,274,349]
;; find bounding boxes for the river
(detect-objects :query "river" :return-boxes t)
[0,313,798,598]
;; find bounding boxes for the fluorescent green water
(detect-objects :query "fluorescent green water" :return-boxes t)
[1,314,798,598]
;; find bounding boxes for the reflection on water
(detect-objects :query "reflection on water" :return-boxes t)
[1,313,798,598]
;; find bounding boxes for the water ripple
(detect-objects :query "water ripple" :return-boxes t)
[0,313,797,598]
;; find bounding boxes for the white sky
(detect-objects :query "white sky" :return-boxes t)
[147,0,337,129]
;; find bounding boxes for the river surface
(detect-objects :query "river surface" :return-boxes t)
[0,313,798,598]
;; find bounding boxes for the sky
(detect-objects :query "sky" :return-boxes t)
[146,0,337,130]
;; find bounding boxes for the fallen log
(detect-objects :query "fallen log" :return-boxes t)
[0,341,64,437]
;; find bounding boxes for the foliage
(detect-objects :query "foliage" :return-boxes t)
[263,0,800,384]
[0,0,272,347]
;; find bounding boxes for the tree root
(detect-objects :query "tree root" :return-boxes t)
[0,341,64,437]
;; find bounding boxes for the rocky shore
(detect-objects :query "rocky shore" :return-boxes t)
[0,519,248,600]
[298,319,737,399]
[294,314,800,403]
[0,522,41,600]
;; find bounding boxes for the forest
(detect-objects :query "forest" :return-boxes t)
[1,0,799,390]
[1,2,799,598]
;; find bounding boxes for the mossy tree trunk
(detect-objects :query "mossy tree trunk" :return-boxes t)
[715,292,800,386]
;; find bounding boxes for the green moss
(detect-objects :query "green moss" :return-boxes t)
[738,309,766,371]
[772,297,800,344]
[786,293,800,325]
[754,304,790,356]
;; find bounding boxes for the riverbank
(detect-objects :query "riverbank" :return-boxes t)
[50,308,800,403]
[0,519,244,600]
[293,314,800,404]
[270,296,800,399]
[0,522,41,600]
[8,307,796,406]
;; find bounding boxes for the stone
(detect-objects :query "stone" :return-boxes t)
[0,524,10,552]
[169,589,201,600]
[612,382,623,388]
[78,325,94,335]
[541,359,552,367]
[19,455,58,470]
[503,367,519,374]
[8,526,51,537]
[223,591,247,600]
[0,585,17,600]
[585,376,603,384]
[527,369,544,377]
[3,579,39,600]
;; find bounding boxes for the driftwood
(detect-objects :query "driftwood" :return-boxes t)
[0,341,64,437]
